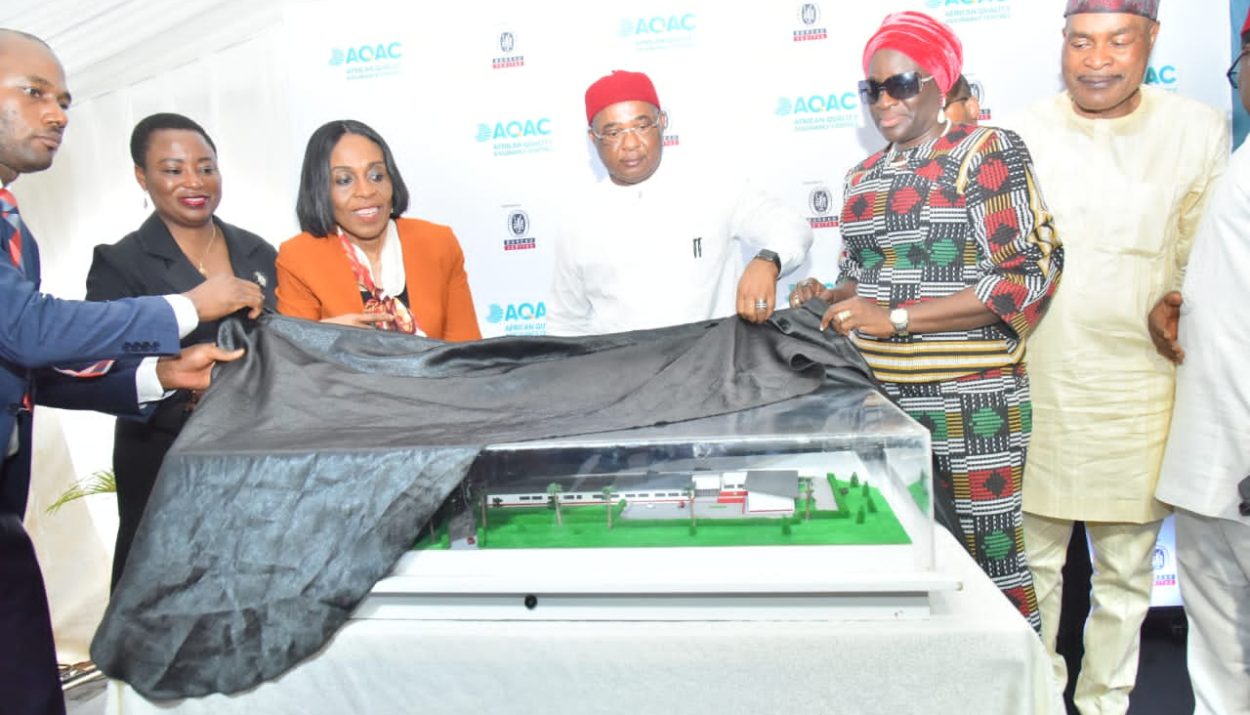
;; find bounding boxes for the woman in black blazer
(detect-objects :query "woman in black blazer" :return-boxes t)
[86,113,277,590]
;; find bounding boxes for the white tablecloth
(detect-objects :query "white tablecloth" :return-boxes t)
[107,531,1063,715]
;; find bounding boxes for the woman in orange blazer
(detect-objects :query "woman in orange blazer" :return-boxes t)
[276,119,481,341]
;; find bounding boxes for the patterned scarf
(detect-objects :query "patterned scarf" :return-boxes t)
[336,228,422,335]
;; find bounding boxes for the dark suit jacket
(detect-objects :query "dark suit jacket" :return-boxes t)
[2,214,180,514]
[86,213,276,586]
[1,199,181,715]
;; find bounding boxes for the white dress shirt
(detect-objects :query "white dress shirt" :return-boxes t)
[1155,140,1250,523]
[547,165,812,336]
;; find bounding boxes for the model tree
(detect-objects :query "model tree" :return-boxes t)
[850,472,859,488]
[804,478,815,521]
[598,486,616,529]
[547,482,564,526]
[855,506,865,524]
[685,484,698,532]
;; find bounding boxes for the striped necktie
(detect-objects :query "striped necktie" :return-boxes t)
[1,188,33,411]
[0,187,23,270]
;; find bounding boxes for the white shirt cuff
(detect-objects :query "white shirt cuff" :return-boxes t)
[135,357,169,404]
[163,294,199,339]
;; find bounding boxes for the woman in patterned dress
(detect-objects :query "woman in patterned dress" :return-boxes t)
[791,11,1063,630]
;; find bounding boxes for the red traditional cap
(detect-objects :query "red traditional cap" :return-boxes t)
[862,11,963,96]
[1242,6,1250,36]
[1063,0,1159,20]
[584,70,660,126]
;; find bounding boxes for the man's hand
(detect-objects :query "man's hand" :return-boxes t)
[183,274,265,321]
[321,312,392,329]
[155,343,245,391]
[736,259,781,324]
[1148,291,1185,365]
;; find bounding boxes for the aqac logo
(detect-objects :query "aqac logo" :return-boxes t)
[775,93,858,116]
[925,0,1012,23]
[488,302,546,324]
[476,119,552,142]
[1145,65,1177,87]
[618,14,696,36]
[927,0,1008,6]
[776,92,859,132]
[328,41,403,81]
[487,302,547,335]
[328,42,403,66]
[618,13,697,51]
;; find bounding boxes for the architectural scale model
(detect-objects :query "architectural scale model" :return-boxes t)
[414,466,911,550]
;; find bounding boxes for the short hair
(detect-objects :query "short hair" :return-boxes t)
[1242,29,1250,47]
[295,119,410,238]
[129,113,217,167]
[0,28,52,51]
[947,75,972,103]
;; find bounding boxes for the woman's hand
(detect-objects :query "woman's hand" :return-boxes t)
[322,312,392,329]
[820,297,894,338]
[787,277,831,308]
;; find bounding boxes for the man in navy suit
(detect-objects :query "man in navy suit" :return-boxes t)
[0,28,265,715]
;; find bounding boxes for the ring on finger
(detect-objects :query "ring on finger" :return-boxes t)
[835,309,852,322]
[754,299,769,311]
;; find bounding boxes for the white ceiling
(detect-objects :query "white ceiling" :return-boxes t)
[0,0,303,102]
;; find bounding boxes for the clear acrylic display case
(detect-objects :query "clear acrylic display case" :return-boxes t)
[356,385,954,621]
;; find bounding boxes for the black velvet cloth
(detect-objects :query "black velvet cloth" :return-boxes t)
[92,301,879,699]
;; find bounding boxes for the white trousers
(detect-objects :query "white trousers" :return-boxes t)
[1024,513,1162,715]
[1175,509,1250,715]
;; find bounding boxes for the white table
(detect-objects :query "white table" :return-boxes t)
[108,531,1063,715]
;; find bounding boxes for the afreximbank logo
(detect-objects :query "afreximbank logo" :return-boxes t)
[486,301,547,335]
[475,117,553,157]
[775,91,859,132]
[328,40,403,81]
[925,0,1012,24]
[618,12,697,51]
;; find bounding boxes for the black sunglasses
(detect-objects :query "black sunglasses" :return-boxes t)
[858,72,935,105]
[1228,49,1249,89]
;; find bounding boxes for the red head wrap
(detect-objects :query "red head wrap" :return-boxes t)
[1064,0,1159,19]
[862,11,963,96]
[1242,6,1250,37]
[584,70,661,126]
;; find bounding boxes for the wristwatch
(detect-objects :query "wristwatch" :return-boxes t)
[753,249,781,273]
[889,308,910,337]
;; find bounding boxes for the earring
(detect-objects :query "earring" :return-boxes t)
[938,96,947,123]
